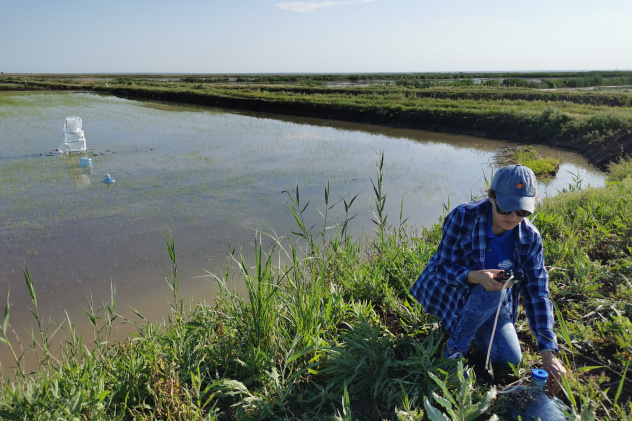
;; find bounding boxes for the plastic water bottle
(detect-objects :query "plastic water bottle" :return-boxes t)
[496,368,570,420]
[530,368,548,390]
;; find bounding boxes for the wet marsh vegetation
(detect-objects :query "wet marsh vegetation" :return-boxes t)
[495,145,561,177]
[1,73,631,419]
[1,90,602,324]
[5,71,631,170]
[0,154,631,420]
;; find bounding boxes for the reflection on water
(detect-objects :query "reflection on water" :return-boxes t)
[67,155,92,189]
[0,92,605,366]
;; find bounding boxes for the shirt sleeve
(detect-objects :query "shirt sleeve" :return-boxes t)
[428,206,476,288]
[521,234,559,352]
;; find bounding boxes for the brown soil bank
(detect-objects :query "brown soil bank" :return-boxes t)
[583,129,632,170]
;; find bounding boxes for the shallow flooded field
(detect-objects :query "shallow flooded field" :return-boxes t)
[0,92,605,357]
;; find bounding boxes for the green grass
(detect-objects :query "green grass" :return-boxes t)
[608,156,632,183]
[512,146,561,177]
[1,154,631,420]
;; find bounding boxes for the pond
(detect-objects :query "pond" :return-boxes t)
[0,92,605,364]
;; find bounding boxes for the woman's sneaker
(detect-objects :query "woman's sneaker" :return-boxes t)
[443,349,469,378]
[444,350,465,360]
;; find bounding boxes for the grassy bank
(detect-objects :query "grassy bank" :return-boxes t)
[100,84,632,148]
[2,72,632,169]
[1,155,631,420]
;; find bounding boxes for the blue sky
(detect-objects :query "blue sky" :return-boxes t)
[1,0,631,74]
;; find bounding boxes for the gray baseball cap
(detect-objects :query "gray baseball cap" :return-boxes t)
[490,164,537,213]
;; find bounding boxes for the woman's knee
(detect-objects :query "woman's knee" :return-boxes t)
[496,346,522,368]
[508,347,523,366]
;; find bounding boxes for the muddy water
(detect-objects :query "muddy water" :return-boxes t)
[0,92,605,371]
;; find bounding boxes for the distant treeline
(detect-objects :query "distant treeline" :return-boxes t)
[207,84,632,107]
[4,71,632,89]
[177,71,632,88]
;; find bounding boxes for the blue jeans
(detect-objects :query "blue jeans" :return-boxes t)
[446,285,522,367]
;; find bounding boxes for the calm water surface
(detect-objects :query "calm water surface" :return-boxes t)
[0,92,605,365]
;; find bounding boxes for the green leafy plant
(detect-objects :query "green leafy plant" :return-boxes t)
[423,361,497,421]
[607,155,632,182]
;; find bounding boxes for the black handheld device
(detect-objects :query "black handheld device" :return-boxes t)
[495,270,524,285]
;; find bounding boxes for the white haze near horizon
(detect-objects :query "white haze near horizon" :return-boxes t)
[0,0,631,74]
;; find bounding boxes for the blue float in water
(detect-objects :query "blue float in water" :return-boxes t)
[103,173,116,185]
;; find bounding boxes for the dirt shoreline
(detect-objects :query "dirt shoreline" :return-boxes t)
[581,129,632,170]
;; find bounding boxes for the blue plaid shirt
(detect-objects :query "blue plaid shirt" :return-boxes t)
[410,198,558,352]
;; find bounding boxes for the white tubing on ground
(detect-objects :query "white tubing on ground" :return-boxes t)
[485,275,513,374]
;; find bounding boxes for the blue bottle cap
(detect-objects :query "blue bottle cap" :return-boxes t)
[532,368,548,382]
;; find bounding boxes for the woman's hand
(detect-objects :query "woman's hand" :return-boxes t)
[467,269,510,291]
[541,351,568,396]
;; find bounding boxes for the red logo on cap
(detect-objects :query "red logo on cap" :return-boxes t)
[517,182,524,189]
